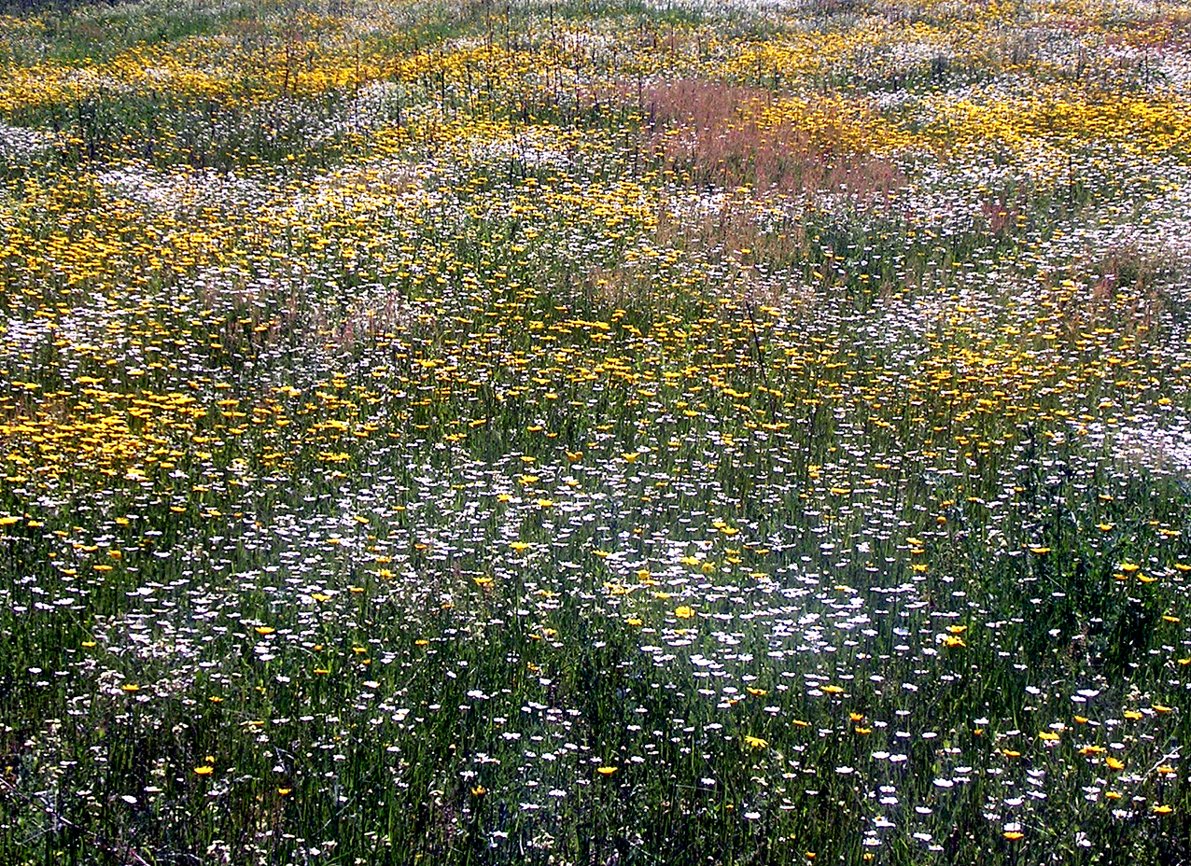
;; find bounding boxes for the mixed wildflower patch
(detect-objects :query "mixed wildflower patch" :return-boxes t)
[1,0,1190,863]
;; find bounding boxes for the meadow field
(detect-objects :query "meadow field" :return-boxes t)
[1,0,1190,862]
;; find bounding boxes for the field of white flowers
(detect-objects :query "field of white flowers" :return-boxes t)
[1,0,1190,863]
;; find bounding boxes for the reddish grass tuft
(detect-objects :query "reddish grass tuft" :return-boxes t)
[640,79,904,199]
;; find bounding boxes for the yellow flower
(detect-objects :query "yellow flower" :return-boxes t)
[194,765,214,776]
[674,605,695,619]
[596,766,618,775]
[743,735,768,749]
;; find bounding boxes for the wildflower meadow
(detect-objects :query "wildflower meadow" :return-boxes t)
[1,0,1190,862]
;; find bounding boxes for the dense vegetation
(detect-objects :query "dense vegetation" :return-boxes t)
[1,0,1190,863]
